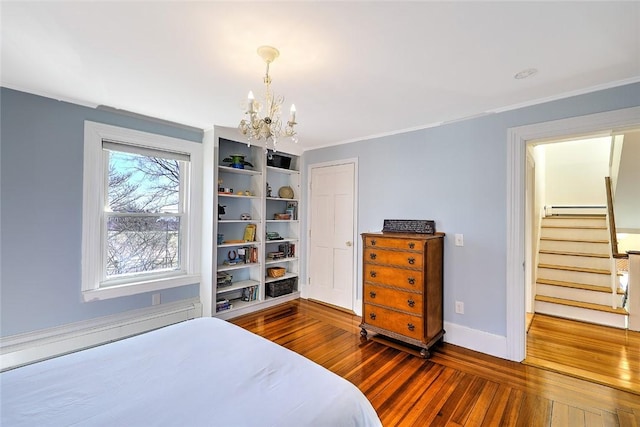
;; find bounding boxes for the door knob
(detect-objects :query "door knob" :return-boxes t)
[346,241,353,247]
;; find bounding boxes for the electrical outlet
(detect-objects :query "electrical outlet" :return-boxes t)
[455,301,464,314]
[152,293,161,306]
[455,234,464,247]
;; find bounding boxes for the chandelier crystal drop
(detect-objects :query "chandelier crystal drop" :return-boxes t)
[238,46,298,152]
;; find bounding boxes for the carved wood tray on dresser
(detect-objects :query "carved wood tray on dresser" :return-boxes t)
[360,231,445,358]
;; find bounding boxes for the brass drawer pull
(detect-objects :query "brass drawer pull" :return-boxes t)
[371,239,377,246]
[407,323,415,331]
[370,271,377,278]
[369,312,377,320]
[369,252,377,260]
[408,277,415,285]
[369,291,376,298]
[408,242,415,249]
[408,257,415,265]
[407,299,415,307]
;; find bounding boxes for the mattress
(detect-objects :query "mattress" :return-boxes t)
[1,317,381,426]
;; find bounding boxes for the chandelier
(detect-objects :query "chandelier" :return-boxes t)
[238,46,298,151]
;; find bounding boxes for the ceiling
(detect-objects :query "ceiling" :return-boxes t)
[2,1,639,150]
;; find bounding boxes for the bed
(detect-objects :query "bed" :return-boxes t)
[1,317,381,426]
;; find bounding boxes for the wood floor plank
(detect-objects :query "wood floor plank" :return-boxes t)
[464,380,499,425]
[447,376,488,426]
[516,394,552,426]
[428,372,476,427]
[499,388,525,426]
[480,384,512,426]
[617,409,639,427]
[584,410,605,427]
[230,299,640,426]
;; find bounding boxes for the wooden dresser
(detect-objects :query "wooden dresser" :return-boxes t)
[360,232,445,358]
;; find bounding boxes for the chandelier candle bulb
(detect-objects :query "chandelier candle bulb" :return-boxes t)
[290,104,296,123]
[247,91,255,113]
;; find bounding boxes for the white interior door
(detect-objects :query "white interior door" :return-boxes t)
[307,162,356,311]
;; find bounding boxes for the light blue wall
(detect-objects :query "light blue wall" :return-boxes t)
[0,88,202,337]
[302,82,640,337]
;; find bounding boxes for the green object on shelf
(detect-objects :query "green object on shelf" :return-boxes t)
[223,154,253,169]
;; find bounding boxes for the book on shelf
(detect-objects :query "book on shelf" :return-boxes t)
[243,224,256,242]
[278,242,295,258]
[216,298,233,312]
[241,285,259,302]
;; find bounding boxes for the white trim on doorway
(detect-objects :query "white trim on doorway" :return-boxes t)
[506,106,640,362]
[306,158,360,314]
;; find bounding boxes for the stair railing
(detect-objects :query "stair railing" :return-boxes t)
[604,176,629,311]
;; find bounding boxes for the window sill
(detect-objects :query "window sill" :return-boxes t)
[82,274,200,302]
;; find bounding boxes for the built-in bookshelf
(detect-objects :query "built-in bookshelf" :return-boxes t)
[213,137,301,319]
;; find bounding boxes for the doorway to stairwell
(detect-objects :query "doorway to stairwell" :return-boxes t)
[521,127,640,393]
[505,106,640,363]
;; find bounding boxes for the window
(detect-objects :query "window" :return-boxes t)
[82,122,202,301]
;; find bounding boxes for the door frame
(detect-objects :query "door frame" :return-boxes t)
[305,158,359,313]
[506,106,640,362]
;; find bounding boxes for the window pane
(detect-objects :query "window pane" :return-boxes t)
[106,215,181,278]
[107,151,180,213]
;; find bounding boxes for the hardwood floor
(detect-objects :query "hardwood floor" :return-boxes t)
[232,299,640,426]
[525,313,640,396]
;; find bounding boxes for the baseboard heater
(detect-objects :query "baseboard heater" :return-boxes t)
[1,298,202,371]
[544,205,606,216]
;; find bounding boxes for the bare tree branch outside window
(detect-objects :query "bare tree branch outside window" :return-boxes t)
[106,151,182,278]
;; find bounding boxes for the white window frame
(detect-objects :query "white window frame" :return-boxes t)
[82,121,202,301]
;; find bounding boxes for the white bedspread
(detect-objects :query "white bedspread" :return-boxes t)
[1,317,381,426]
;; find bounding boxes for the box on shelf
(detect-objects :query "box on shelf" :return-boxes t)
[267,153,292,169]
[266,277,296,298]
[267,267,286,278]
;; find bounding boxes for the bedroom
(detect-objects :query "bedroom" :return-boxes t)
[1,1,640,425]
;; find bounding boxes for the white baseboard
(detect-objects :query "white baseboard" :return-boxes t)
[1,298,202,371]
[443,321,508,360]
[354,299,362,316]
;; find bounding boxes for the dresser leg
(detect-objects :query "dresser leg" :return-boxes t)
[420,348,430,359]
[360,328,368,338]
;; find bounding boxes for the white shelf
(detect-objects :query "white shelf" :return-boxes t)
[265,238,299,244]
[219,165,262,175]
[218,193,261,199]
[217,262,260,272]
[216,279,261,295]
[218,242,260,248]
[266,166,299,175]
[266,197,299,202]
[265,257,298,265]
[215,298,260,315]
[219,219,261,224]
[266,220,299,223]
[265,272,298,283]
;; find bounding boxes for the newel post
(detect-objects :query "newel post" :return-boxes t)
[628,251,640,332]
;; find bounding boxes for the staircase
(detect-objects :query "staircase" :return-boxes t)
[534,214,628,329]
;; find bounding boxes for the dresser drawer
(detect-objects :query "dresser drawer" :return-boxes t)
[363,304,423,341]
[364,248,424,269]
[364,264,423,291]
[364,236,423,252]
[364,284,423,315]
